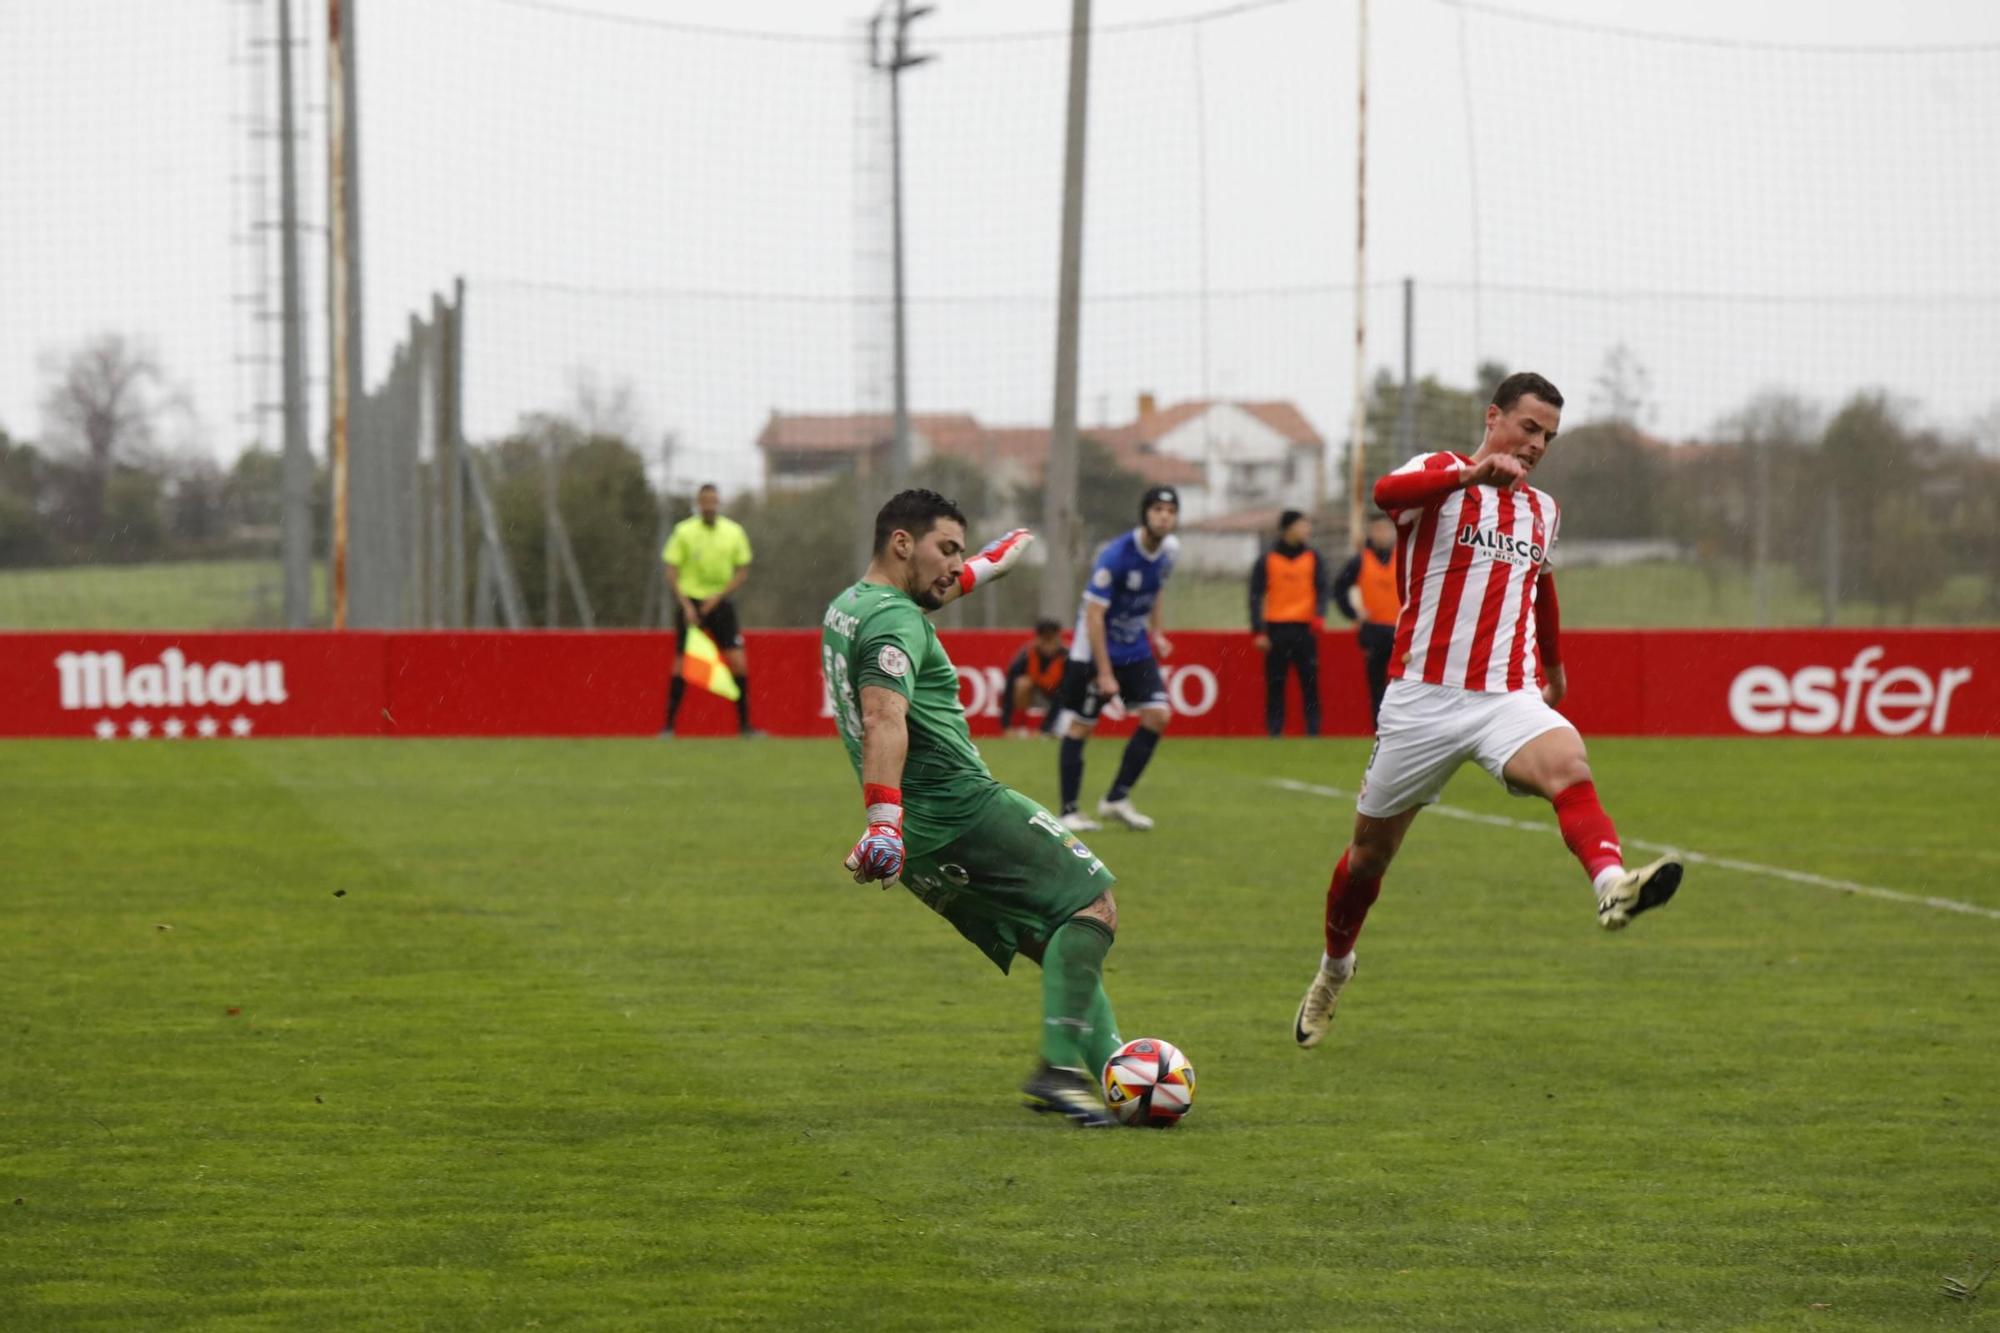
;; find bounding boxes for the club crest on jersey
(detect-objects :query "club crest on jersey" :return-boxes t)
[1456,524,1545,568]
[1126,570,1144,590]
[877,645,910,677]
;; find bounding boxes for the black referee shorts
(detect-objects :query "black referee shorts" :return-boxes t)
[674,599,743,651]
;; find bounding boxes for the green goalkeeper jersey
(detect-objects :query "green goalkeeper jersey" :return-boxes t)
[821,579,1003,854]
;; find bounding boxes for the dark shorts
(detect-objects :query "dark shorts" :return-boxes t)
[900,788,1116,973]
[674,599,742,651]
[1056,655,1168,725]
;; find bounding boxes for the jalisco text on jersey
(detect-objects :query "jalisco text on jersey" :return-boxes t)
[1454,524,1546,567]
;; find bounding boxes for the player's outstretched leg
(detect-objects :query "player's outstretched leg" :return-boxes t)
[1595,855,1684,931]
[1295,848,1379,1048]
[1551,780,1683,930]
[1023,913,1118,1127]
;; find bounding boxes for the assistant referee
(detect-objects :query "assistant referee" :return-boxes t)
[663,483,755,735]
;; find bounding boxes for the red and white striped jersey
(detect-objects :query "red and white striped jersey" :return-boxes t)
[1382,451,1561,694]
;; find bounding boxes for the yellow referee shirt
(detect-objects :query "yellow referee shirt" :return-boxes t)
[663,515,753,600]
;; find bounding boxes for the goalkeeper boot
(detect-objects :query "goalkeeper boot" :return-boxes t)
[1059,807,1101,833]
[1292,954,1356,1050]
[1595,855,1684,931]
[1097,797,1154,831]
[1021,1061,1117,1128]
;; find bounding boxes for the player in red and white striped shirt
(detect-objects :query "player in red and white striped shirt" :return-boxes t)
[1293,371,1683,1050]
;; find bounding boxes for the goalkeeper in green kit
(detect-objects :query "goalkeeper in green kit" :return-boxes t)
[823,489,1123,1127]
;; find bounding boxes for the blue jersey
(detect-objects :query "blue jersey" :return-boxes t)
[1071,529,1179,667]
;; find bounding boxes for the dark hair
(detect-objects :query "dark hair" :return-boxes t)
[1491,371,1563,412]
[697,482,719,495]
[1034,618,1062,636]
[873,488,968,555]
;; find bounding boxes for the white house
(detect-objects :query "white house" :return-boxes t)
[1098,398,1325,524]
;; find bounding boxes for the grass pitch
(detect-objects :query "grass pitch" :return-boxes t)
[4,735,1997,1329]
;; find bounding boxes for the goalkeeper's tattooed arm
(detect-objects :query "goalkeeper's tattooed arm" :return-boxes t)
[936,527,1034,607]
[844,685,911,885]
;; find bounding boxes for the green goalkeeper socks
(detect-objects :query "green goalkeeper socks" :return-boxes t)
[1084,982,1122,1077]
[1040,916,1115,1072]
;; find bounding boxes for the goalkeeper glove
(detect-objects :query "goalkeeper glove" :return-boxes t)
[844,784,905,885]
[958,528,1034,596]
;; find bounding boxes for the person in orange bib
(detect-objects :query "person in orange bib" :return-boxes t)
[1000,619,1069,738]
[1331,511,1400,730]
[1249,509,1330,737]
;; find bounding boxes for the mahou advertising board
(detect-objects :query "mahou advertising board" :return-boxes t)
[0,628,1994,740]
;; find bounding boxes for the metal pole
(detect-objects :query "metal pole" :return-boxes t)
[1751,431,1771,627]
[326,0,354,629]
[1342,0,1369,541]
[1395,275,1415,461]
[544,436,561,627]
[277,0,312,627]
[873,2,932,491]
[887,6,912,489]
[1040,0,1091,620]
[447,277,466,627]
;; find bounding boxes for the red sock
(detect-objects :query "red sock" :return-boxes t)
[1552,780,1624,884]
[1324,849,1382,960]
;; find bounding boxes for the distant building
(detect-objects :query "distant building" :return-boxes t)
[755,395,1323,533]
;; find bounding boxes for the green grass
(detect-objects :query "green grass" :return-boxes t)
[4,736,1999,1329]
[1168,563,1998,630]
[0,559,325,631]
[6,556,1993,631]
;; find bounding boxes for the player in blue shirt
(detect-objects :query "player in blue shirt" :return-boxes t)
[1054,486,1181,832]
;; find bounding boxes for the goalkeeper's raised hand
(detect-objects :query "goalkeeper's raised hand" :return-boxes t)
[957,528,1034,596]
[843,784,905,885]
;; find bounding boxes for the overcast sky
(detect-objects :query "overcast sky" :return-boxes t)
[4,0,1997,498]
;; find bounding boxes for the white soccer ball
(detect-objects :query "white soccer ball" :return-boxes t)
[1101,1037,1195,1128]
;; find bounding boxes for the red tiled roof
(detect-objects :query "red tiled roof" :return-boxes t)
[1183,505,1290,535]
[1107,400,1324,448]
[756,412,984,453]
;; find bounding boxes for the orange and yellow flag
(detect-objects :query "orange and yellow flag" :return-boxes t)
[681,626,741,701]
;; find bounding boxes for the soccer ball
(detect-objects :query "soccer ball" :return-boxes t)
[1101,1037,1195,1127]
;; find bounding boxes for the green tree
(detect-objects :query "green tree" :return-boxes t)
[1529,421,1664,540]
[557,436,658,626]
[224,446,285,531]
[1358,360,1508,506]
[98,467,167,560]
[487,417,659,627]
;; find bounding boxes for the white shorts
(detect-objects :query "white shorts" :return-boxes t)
[1355,678,1577,819]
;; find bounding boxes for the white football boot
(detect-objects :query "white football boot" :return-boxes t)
[1595,855,1684,931]
[1097,797,1154,831]
[1059,808,1101,833]
[1293,955,1356,1049]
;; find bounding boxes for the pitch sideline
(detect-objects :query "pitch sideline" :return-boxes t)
[1266,776,2000,923]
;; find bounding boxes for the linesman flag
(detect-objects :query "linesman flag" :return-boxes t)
[681,626,740,701]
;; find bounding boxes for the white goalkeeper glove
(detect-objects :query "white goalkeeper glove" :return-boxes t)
[957,528,1034,596]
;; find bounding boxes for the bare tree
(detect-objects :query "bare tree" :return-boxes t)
[1590,343,1654,428]
[37,333,190,540]
[565,367,643,443]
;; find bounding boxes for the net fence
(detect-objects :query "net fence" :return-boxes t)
[1,0,1994,629]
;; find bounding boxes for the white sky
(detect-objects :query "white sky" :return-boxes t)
[3,0,1998,498]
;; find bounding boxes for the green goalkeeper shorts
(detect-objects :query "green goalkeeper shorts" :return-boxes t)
[899,787,1116,973]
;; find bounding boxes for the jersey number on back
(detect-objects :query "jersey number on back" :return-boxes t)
[822,646,862,738]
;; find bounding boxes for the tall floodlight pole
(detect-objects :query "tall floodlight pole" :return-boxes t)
[871,1,934,490]
[277,0,311,626]
[1342,0,1369,542]
[1040,0,1091,620]
[327,0,362,629]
